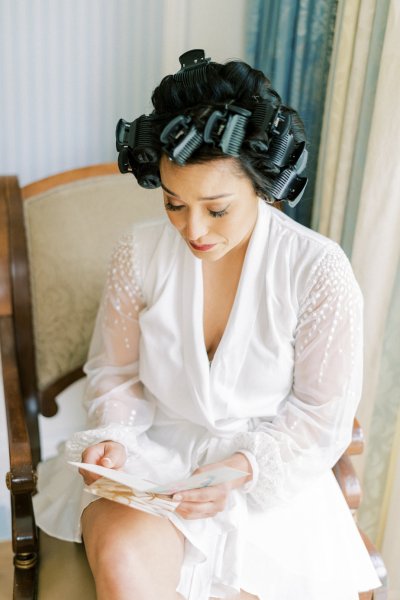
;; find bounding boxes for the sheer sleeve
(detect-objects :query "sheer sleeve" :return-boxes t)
[66,234,155,462]
[232,244,363,509]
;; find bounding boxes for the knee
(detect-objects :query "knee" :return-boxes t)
[85,528,138,576]
[85,531,146,594]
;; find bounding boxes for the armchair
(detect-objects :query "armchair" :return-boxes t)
[0,165,387,599]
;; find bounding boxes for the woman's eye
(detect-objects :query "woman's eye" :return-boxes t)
[165,202,184,212]
[209,208,228,218]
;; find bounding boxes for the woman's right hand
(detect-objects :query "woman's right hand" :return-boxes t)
[79,441,127,485]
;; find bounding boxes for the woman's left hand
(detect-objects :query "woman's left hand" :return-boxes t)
[174,453,252,520]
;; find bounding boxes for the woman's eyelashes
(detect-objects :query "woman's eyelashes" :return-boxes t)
[164,201,230,218]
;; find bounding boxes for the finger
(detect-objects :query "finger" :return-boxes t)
[100,442,126,469]
[177,500,215,514]
[81,444,104,465]
[173,485,224,504]
[78,467,100,485]
[177,505,219,520]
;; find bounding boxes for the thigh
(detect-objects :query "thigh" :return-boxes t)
[82,498,184,588]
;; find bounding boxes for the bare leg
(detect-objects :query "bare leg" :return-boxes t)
[82,499,185,600]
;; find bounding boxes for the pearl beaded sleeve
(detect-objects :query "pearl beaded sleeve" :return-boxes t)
[232,244,363,510]
[66,234,155,462]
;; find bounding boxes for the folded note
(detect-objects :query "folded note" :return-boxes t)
[69,461,248,517]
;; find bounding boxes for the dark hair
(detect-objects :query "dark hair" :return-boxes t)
[116,53,307,204]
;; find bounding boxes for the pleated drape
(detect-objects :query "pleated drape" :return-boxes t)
[246,0,338,226]
[311,0,400,593]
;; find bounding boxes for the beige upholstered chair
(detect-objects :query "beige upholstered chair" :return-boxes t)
[0,165,387,599]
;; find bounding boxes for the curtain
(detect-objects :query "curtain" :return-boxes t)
[312,0,400,594]
[246,0,338,226]
[0,0,165,186]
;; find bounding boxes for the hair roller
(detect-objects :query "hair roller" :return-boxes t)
[270,167,307,207]
[160,114,203,165]
[268,132,295,167]
[249,100,278,134]
[220,105,252,156]
[173,49,211,85]
[133,163,161,189]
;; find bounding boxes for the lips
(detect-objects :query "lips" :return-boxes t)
[189,241,217,252]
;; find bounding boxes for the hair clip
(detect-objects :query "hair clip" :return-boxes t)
[173,49,211,84]
[203,105,251,155]
[268,132,295,168]
[116,115,159,176]
[249,100,278,134]
[270,167,308,207]
[160,114,203,165]
[134,164,161,189]
[289,141,308,174]
[220,105,252,155]
[270,110,291,137]
[203,110,226,145]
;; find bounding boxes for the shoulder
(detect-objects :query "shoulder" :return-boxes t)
[261,203,361,305]
[112,217,178,262]
[267,204,333,254]
[108,218,179,286]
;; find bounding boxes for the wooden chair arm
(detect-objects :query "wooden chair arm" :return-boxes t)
[347,418,364,455]
[0,315,38,567]
[332,454,362,510]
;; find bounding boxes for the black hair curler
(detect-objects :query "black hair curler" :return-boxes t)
[203,105,251,156]
[289,141,308,174]
[270,167,308,207]
[134,163,161,189]
[249,100,278,134]
[160,114,203,165]
[220,106,252,156]
[173,49,211,85]
[268,131,295,168]
[116,116,159,164]
[203,110,226,146]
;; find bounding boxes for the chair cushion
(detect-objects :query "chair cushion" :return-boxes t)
[38,532,96,599]
[23,174,164,390]
[0,534,95,599]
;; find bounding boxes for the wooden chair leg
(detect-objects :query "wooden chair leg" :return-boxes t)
[14,563,38,600]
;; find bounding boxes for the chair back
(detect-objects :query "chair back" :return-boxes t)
[1,164,165,464]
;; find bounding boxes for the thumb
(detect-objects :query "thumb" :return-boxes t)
[100,442,126,469]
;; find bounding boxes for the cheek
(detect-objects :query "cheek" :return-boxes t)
[165,211,183,230]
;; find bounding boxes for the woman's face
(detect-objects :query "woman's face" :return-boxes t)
[159,155,259,262]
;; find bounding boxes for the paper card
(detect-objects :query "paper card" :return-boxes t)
[69,461,248,494]
[85,479,179,518]
[151,467,249,494]
[69,461,155,491]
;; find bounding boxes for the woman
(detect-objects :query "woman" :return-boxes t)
[33,50,381,600]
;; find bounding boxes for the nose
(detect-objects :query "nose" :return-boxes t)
[185,209,209,241]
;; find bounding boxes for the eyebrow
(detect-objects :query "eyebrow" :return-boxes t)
[161,183,233,201]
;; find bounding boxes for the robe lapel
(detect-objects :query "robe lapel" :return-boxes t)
[182,246,213,418]
[182,200,272,424]
[210,200,271,417]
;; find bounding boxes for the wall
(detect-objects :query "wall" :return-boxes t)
[0,0,248,540]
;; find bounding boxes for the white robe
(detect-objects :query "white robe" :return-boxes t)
[33,200,381,599]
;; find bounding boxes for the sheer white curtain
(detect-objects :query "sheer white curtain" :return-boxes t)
[312,1,400,596]
[0,0,247,186]
[0,0,247,541]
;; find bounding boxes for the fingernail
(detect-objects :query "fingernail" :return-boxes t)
[102,457,112,466]
[173,494,183,502]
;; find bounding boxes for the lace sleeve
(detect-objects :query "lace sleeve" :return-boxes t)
[231,244,363,509]
[66,234,155,462]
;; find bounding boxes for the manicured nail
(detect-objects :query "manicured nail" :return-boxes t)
[102,457,112,466]
[173,494,183,501]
